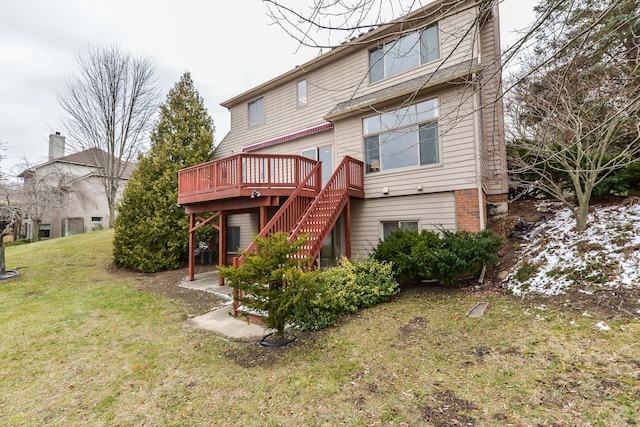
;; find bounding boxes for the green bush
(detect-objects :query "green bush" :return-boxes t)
[372,229,503,285]
[593,162,640,197]
[218,232,310,337]
[220,233,400,333]
[293,257,399,331]
[368,229,427,282]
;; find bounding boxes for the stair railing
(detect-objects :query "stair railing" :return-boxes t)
[290,156,363,266]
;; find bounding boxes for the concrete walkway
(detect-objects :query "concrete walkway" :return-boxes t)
[179,271,270,340]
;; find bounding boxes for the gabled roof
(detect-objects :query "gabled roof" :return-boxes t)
[325,59,482,120]
[18,147,136,179]
[220,0,451,109]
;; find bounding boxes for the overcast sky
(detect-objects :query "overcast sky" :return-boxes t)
[0,0,537,176]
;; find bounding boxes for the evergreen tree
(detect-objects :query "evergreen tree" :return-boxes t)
[113,72,214,272]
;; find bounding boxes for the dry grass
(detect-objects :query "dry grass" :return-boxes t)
[1,230,639,426]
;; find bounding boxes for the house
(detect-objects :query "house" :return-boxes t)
[17,133,135,239]
[178,0,508,281]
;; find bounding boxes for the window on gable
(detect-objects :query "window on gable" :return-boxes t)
[297,79,307,107]
[363,98,439,173]
[248,97,265,127]
[369,23,439,83]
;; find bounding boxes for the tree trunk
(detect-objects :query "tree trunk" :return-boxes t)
[0,244,5,275]
[575,195,590,232]
[32,219,41,243]
[108,185,117,228]
[108,202,115,228]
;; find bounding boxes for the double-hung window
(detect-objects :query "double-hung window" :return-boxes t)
[363,98,439,173]
[369,24,439,83]
[248,96,265,127]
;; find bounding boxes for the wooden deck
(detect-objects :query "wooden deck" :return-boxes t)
[178,154,321,209]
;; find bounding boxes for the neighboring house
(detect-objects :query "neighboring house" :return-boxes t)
[178,0,508,279]
[17,133,134,240]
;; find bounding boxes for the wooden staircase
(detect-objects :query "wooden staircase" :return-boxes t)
[231,156,363,318]
[235,156,364,269]
[289,156,364,267]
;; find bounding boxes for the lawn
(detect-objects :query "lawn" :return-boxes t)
[1,230,639,426]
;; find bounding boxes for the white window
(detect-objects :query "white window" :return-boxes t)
[369,24,439,83]
[248,97,265,127]
[297,79,307,107]
[382,221,419,239]
[301,145,333,186]
[363,98,439,173]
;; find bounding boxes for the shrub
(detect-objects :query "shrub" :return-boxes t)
[369,229,428,281]
[220,233,400,333]
[293,257,399,331]
[514,260,539,282]
[4,239,30,247]
[372,229,503,285]
[593,162,640,197]
[218,232,310,337]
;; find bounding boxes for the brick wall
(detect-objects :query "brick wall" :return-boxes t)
[455,188,483,232]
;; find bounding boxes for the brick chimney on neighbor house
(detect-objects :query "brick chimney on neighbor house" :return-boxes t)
[49,132,65,160]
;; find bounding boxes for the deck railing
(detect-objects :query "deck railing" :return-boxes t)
[178,154,319,204]
[236,161,322,264]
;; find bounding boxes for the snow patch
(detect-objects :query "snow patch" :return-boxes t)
[505,203,640,296]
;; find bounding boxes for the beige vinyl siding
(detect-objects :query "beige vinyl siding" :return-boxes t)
[219,2,482,159]
[478,4,508,196]
[227,213,258,253]
[220,54,363,157]
[334,86,479,198]
[350,192,456,258]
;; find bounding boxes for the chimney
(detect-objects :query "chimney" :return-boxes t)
[49,132,66,160]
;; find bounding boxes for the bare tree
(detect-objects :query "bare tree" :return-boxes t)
[507,0,640,231]
[15,161,73,242]
[58,45,160,227]
[0,206,23,274]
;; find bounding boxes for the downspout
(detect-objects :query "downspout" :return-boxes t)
[472,3,486,231]
[472,76,486,231]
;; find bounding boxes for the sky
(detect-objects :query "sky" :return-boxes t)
[0,0,537,177]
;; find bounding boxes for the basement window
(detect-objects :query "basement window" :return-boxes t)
[381,220,418,239]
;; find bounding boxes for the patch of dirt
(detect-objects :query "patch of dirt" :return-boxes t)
[111,264,227,316]
[400,316,429,335]
[420,390,479,427]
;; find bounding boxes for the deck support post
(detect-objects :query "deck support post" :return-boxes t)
[345,198,351,258]
[259,206,267,230]
[219,212,226,285]
[188,213,196,281]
